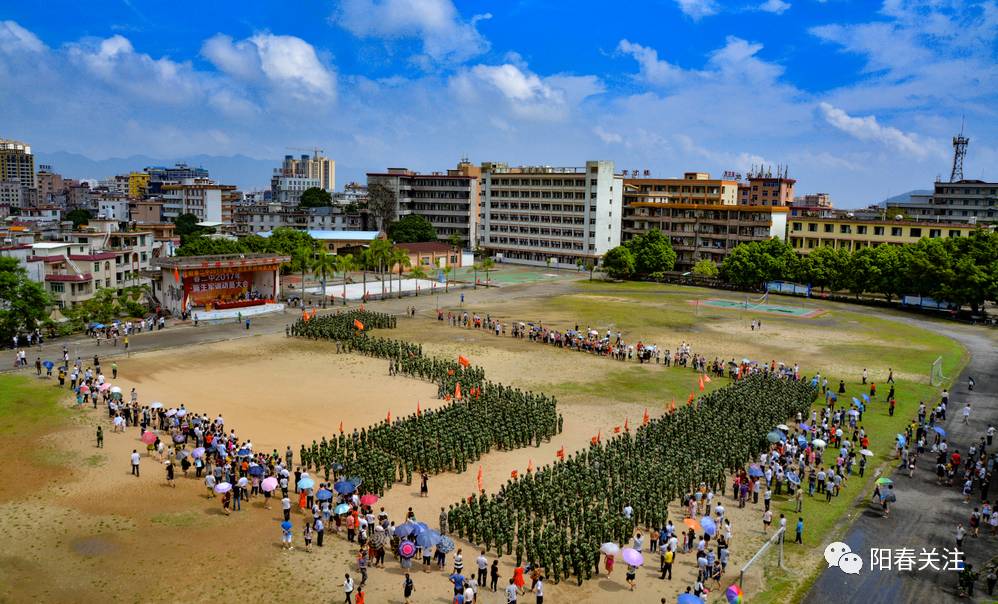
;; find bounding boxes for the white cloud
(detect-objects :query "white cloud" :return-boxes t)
[67,35,203,103]
[818,102,935,157]
[453,63,602,121]
[201,33,335,99]
[593,126,623,144]
[616,40,686,86]
[0,20,45,54]
[674,0,719,20]
[758,0,791,14]
[332,0,490,62]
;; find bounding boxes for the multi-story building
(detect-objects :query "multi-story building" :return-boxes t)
[334,182,368,205]
[98,175,130,197]
[145,163,209,195]
[0,139,36,189]
[479,160,622,267]
[271,175,321,206]
[621,194,788,271]
[367,161,481,248]
[0,179,36,216]
[787,216,988,253]
[738,167,796,206]
[130,200,164,224]
[63,224,155,287]
[36,165,65,205]
[790,193,834,217]
[623,172,739,205]
[278,151,336,192]
[128,172,150,199]
[98,198,130,221]
[232,203,367,235]
[160,178,236,222]
[887,179,998,223]
[24,242,119,308]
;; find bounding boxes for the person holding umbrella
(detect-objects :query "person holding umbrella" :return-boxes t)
[281,520,294,550]
[165,460,175,488]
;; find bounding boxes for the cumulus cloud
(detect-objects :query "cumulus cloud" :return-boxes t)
[593,126,623,144]
[452,63,602,121]
[616,40,685,86]
[202,33,335,99]
[818,102,934,157]
[674,0,719,20]
[618,36,783,87]
[0,20,45,54]
[332,0,490,62]
[757,0,791,14]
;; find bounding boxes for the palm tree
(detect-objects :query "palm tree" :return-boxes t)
[391,249,412,299]
[358,248,372,300]
[338,253,355,304]
[409,265,428,296]
[312,249,338,299]
[291,245,314,297]
[480,257,496,287]
[472,262,480,289]
[443,265,452,293]
[367,239,393,296]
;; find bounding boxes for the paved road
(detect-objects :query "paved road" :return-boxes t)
[804,324,997,603]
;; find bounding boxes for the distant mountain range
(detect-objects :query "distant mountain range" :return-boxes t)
[35,151,276,191]
[875,189,933,207]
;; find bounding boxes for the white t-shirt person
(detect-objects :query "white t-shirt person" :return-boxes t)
[506,581,518,603]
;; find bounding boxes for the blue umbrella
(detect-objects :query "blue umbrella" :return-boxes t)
[801,422,811,431]
[678,593,701,604]
[748,465,765,478]
[413,521,429,536]
[248,465,264,477]
[416,529,441,549]
[933,426,946,437]
[281,521,292,530]
[316,488,334,502]
[852,397,861,406]
[215,443,228,455]
[237,448,251,457]
[334,480,356,495]
[896,434,907,447]
[334,503,350,515]
[394,522,417,538]
[297,477,315,490]
[862,393,870,402]
[700,516,717,536]
[437,535,456,553]
[42,360,54,369]
[786,471,801,485]
[796,435,807,445]
[91,323,105,329]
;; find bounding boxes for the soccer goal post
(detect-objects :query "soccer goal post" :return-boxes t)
[930,356,946,386]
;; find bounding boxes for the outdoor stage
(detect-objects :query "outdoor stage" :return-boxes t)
[151,253,291,317]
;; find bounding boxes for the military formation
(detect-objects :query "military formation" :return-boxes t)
[446,374,817,585]
[290,311,562,495]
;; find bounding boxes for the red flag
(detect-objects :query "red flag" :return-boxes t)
[458,355,470,368]
[173,267,180,283]
[527,459,534,473]
[703,374,712,384]
[444,394,452,401]
[613,426,621,434]
[354,319,364,330]
[597,430,601,442]
[624,418,630,432]
[386,410,391,423]
[476,465,483,492]
[447,369,455,376]
[591,435,599,445]
[511,470,518,479]
[339,421,344,434]
[698,374,705,392]
[556,446,565,460]
[669,399,676,414]
[455,383,462,400]
[687,391,695,406]
[642,408,650,425]
[416,402,421,416]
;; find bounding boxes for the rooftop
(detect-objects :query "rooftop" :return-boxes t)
[152,254,291,269]
[396,242,454,253]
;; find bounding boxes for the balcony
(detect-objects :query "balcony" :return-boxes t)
[46,272,92,282]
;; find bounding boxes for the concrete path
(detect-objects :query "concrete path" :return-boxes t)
[804,324,997,603]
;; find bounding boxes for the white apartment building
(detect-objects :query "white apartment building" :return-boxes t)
[271,175,321,205]
[479,160,622,267]
[160,178,234,222]
[278,153,336,192]
[98,199,131,221]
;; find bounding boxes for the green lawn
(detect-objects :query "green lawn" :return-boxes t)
[0,374,68,435]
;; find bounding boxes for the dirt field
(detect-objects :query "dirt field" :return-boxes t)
[0,281,965,604]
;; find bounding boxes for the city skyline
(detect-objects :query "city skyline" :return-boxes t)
[1,0,996,206]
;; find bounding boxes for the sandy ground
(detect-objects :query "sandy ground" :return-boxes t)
[0,329,786,604]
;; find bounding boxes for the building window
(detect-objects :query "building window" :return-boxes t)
[93,262,100,272]
[948,230,961,238]
[891,227,902,237]
[929,229,941,238]
[49,282,65,293]
[823,224,833,233]
[808,223,817,232]
[792,222,802,231]
[857,226,867,235]
[839,225,851,234]
[909,228,922,237]
[874,226,884,236]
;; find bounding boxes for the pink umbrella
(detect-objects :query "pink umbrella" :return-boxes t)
[621,547,644,567]
[261,476,279,492]
[360,493,379,506]
[141,431,157,445]
[79,385,90,394]
[98,383,111,392]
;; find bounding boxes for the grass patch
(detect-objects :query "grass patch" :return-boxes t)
[556,365,725,404]
[84,454,106,468]
[0,374,69,435]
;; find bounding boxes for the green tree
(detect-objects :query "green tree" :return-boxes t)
[66,208,91,229]
[623,229,676,276]
[720,243,765,288]
[390,247,412,298]
[448,232,463,249]
[692,258,719,278]
[873,244,905,301]
[388,215,437,243]
[262,227,316,257]
[846,246,883,298]
[175,236,246,257]
[367,239,394,283]
[480,257,496,286]
[602,246,636,279]
[312,249,338,296]
[0,257,50,342]
[299,187,332,208]
[290,245,314,293]
[367,184,398,233]
[338,253,356,303]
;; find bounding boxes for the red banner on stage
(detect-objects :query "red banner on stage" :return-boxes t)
[184,271,253,307]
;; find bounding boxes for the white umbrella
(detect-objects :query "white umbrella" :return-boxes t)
[860,449,874,457]
[110,386,122,394]
[176,409,187,417]
[835,428,843,437]
[776,424,789,431]
[237,477,249,487]
[149,402,163,409]
[166,409,177,417]
[812,438,827,448]
[600,542,620,556]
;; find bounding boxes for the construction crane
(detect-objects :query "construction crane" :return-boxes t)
[286,146,325,159]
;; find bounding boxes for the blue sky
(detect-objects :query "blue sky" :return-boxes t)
[1,0,996,206]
